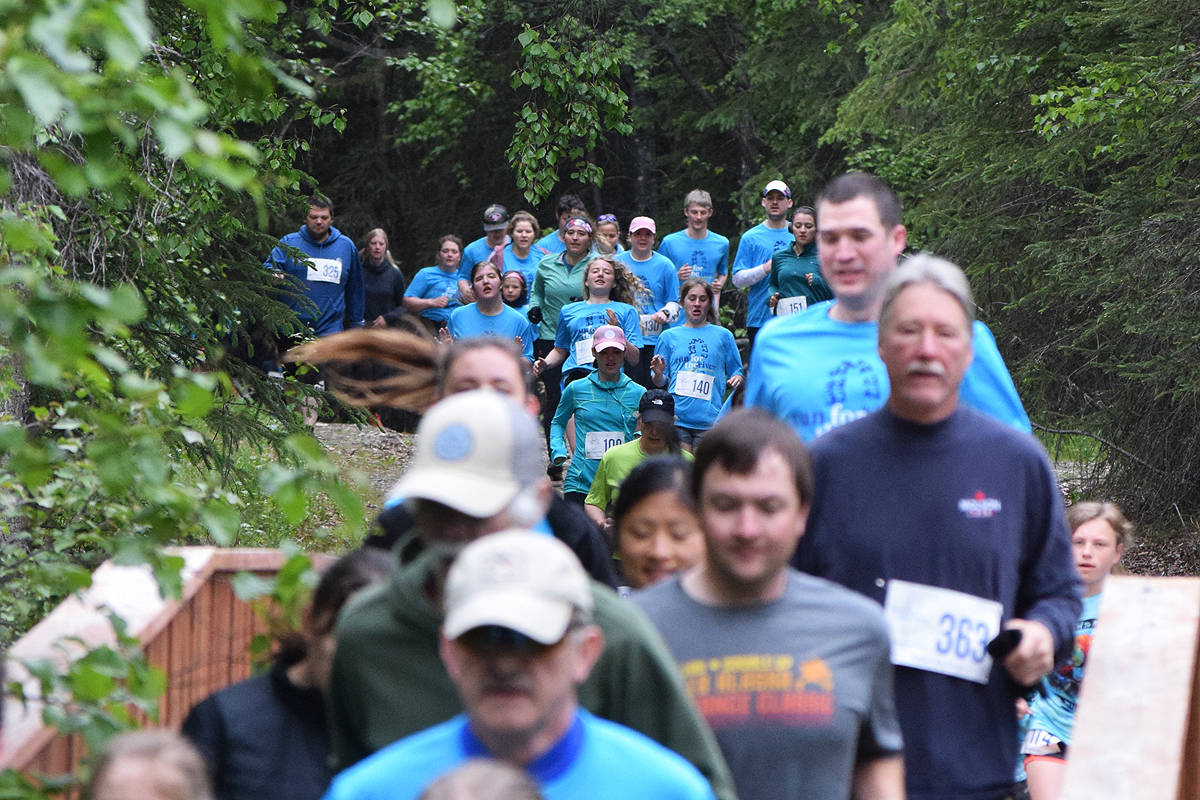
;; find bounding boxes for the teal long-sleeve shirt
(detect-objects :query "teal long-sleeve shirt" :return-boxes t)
[531,250,595,340]
[550,372,645,495]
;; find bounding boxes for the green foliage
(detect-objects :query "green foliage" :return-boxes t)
[822,0,1200,523]
[0,0,369,780]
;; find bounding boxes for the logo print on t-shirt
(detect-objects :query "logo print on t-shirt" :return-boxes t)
[957,491,1002,519]
[680,654,835,729]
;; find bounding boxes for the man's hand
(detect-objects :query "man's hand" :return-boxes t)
[727,375,744,390]
[650,354,666,386]
[1002,619,1055,687]
[432,296,450,308]
[677,264,693,281]
[768,293,780,310]
[712,273,726,292]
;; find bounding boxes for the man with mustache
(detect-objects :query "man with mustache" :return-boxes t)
[743,172,1030,441]
[795,254,1081,800]
[323,531,717,800]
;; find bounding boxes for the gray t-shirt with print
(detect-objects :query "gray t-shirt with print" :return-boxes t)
[633,569,902,800]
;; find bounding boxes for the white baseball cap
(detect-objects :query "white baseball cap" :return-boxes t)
[442,530,593,644]
[388,391,545,518]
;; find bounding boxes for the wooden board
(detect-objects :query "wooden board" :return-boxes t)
[1062,575,1200,799]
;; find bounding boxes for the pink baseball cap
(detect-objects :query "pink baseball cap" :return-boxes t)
[592,325,628,352]
[628,216,656,234]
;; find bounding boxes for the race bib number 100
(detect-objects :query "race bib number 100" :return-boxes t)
[306,257,343,284]
[675,370,714,402]
[883,579,1003,684]
[584,431,623,460]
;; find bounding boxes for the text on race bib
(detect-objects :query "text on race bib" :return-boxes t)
[777,295,808,316]
[640,313,662,337]
[584,431,623,460]
[883,579,1003,684]
[306,258,343,284]
[574,338,596,365]
[675,370,714,402]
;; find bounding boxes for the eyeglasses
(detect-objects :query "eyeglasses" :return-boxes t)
[597,214,618,223]
[457,625,565,655]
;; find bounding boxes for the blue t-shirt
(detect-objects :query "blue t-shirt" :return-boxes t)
[654,324,743,430]
[503,244,540,287]
[1025,592,1102,746]
[535,229,566,257]
[658,230,730,283]
[404,267,462,324]
[744,302,1032,441]
[551,372,645,495]
[321,711,715,800]
[448,304,535,362]
[457,235,505,282]
[554,301,642,376]
[732,222,793,330]
[615,251,681,346]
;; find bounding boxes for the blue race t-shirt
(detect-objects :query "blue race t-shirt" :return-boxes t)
[658,229,730,284]
[404,266,461,324]
[535,229,566,257]
[654,324,743,430]
[457,235,507,282]
[744,302,1032,441]
[448,304,536,362]
[615,250,681,347]
[1024,592,1102,745]
[554,301,642,376]
[503,244,540,287]
[732,222,793,330]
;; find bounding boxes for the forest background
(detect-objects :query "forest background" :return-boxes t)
[0,0,1198,728]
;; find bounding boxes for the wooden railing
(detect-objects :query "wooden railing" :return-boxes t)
[0,547,331,776]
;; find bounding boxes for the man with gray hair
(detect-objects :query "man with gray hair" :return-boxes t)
[743,172,1030,441]
[795,254,1081,800]
[324,531,717,800]
[328,390,733,800]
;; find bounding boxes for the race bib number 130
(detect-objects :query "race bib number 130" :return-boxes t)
[883,579,1002,684]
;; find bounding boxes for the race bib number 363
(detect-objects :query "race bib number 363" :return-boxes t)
[883,579,1002,684]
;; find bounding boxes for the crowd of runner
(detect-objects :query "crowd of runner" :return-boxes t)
[34,172,1129,800]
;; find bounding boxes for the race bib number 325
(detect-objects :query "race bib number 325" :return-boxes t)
[883,579,1002,684]
[306,257,343,284]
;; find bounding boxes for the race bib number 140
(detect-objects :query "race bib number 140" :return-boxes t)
[883,579,1003,684]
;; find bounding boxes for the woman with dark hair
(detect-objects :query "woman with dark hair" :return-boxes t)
[403,235,464,335]
[612,458,705,591]
[767,206,832,317]
[650,278,744,451]
[181,550,393,800]
[584,390,690,530]
[359,228,407,328]
[447,262,535,363]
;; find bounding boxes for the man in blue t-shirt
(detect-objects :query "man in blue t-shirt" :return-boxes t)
[658,189,730,297]
[457,204,510,302]
[744,173,1030,441]
[730,180,794,353]
[323,531,717,800]
[795,253,1080,800]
